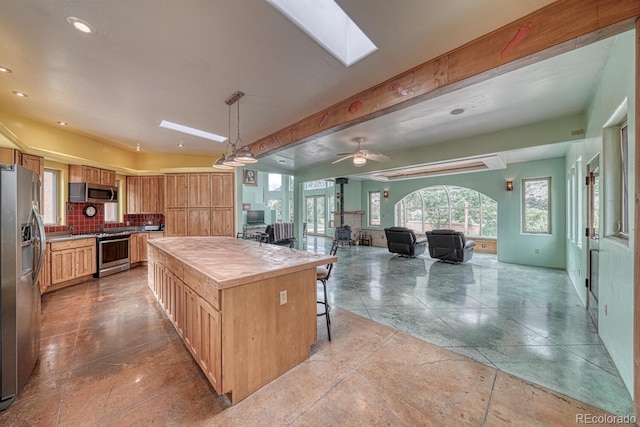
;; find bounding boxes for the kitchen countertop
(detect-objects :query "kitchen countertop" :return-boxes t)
[148,237,336,290]
[46,229,164,243]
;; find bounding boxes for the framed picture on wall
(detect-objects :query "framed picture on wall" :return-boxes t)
[243,169,257,186]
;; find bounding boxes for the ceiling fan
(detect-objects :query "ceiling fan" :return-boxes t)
[332,138,390,168]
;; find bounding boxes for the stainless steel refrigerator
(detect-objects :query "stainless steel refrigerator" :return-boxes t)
[0,164,45,410]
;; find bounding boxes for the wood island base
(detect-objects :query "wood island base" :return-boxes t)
[147,237,336,404]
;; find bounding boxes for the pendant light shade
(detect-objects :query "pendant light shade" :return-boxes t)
[213,154,233,169]
[236,146,257,163]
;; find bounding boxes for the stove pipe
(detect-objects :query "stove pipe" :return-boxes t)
[335,177,348,226]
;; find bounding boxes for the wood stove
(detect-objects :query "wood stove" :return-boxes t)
[334,177,352,243]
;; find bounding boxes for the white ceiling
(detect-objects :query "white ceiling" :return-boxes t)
[0,0,616,174]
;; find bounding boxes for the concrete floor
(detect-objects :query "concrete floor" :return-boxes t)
[0,263,624,426]
[303,236,633,416]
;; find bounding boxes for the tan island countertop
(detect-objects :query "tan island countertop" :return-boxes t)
[146,236,337,404]
[147,236,336,290]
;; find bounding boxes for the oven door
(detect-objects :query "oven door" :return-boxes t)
[98,237,130,270]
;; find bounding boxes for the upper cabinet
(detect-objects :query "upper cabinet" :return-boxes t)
[211,173,234,207]
[165,174,188,208]
[127,175,164,214]
[165,172,234,237]
[0,147,22,165]
[69,165,116,186]
[100,169,116,186]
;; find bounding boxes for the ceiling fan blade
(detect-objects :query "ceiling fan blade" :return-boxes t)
[361,151,390,162]
[331,155,353,164]
[335,152,353,156]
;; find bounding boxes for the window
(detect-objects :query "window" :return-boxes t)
[522,177,551,234]
[304,180,326,190]
[328,195,334,228]
[395,186,497,237]
[104,179,119,223]
[369,191,380,226]
[268,174,282,192]
[620,122,629,235]
[268,199,282,222]
[43,169,58,225]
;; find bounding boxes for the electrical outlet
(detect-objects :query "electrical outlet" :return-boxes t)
[279,290,287,305]
[534,248,540,254]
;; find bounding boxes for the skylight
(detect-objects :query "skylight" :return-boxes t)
[267,0,377,67]
[159,120,227,142]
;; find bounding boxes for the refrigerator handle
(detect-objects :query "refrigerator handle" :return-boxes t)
[31,202,47,285]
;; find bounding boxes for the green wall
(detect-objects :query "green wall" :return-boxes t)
[360,157,567,268]
[565,30,635,396]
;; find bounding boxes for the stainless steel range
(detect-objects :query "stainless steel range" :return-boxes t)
[96,232,131,277]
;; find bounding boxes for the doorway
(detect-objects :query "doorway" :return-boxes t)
[586,156,600,326]
[305,196,326,235]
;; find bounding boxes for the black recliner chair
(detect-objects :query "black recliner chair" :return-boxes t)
[384,227,428,257]
[425,229,475,263]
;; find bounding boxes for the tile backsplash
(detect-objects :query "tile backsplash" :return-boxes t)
[44,202,163,234]
[123,213,164,227]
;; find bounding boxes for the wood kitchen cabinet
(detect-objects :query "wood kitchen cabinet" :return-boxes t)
[69,165,101,184]
[126,176,164,214]
[188,174,211,207]
[165,174,188,208]
[49,238,96,289]
[211,208,234,236]
[130,233,148,264]
[0,147,22,165]
[164,172,234,237]
[211,173,234,207]
[39,243,51,294]
[100,169,116,186]
[187,208,211,236]
[165,208,187,236]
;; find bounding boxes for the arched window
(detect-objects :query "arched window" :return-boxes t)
[395,186,497,237]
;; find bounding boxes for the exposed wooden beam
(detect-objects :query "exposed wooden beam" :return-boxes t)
[247,0,640,157]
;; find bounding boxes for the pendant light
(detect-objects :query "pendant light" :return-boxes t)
[214,91,258,168]
[213,102,238,169]
[233,94,257,163]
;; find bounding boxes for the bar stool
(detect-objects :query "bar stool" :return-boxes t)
[317,239,339,341]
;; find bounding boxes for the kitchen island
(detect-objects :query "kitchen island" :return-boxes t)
[147,237,337,404]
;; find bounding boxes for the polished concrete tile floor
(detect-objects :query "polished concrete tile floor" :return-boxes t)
[303,236,633,416]
[0,265,622,426]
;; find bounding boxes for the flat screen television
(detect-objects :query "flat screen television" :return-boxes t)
[247,210,265,225]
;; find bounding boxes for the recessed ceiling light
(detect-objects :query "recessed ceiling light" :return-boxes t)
[278,159,287,164]
[57,121,69,126]
[267,0,377,66]
[0,66,12,73]
[13,91,27,97]
[450,108,465,115]
[135,144,141,152]
[159,120,226,143]
[67,17,96,34]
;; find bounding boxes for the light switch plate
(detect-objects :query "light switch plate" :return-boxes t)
[279,290,287,305]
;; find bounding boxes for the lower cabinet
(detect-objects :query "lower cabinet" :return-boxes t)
[148,257,221,394]
[50,238,96,287]
[198,298,222,391]
[39,244,51,294]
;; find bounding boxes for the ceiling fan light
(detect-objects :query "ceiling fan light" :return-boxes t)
[353,155,367,167]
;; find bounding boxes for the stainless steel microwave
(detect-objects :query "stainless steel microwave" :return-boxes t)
[69,183,118,203]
